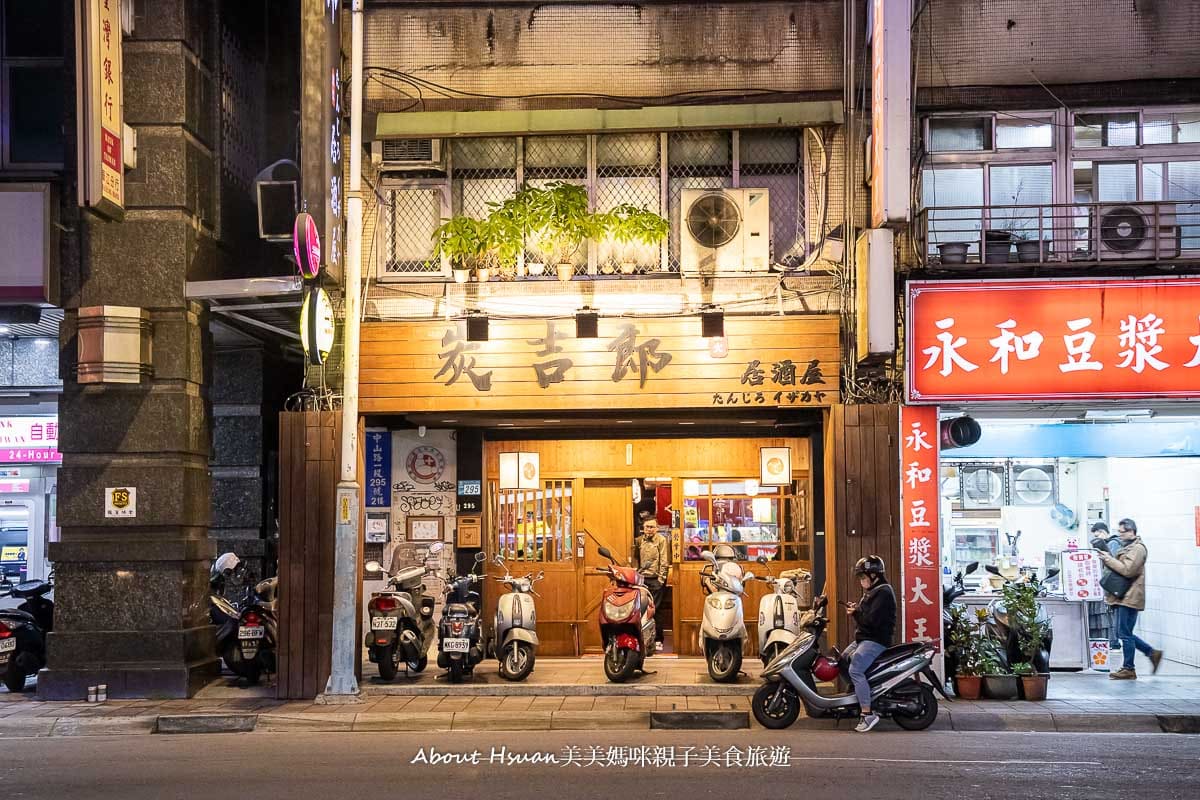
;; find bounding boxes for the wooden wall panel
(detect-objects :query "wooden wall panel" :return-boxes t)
[829,404,901,649]
[360,316,840,413]
[277,411,343,700]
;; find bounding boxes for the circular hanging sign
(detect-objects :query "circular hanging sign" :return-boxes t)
[300,286,335,365]
[406,446,447,485]
[293,212,321,279]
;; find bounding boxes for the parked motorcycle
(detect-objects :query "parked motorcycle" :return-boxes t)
[438,551,487,683]
[595,545,656,683]
[941,561,978,683]
[364,542,441,681]
[0,577,54,693]
[983,565,1059,674]
[492,555,544,681]
[698,544,754,682]
[750,554,811,666]
[751,594,947,731]
[209,553,278,685]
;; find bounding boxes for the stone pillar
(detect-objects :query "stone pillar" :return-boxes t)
[211,347,267,578]
[41,0,220,699]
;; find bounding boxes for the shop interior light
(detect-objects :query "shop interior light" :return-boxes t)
[575,307,599,338]
[499,451,539,490]
[683,479,702,496]
[701,307,725,338]
[466,312,489,342]
[1083,409,1154,420]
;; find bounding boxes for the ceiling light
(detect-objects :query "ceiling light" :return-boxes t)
[617,420,633,424]
[678,421,695,425]
[543,419,561,423]
[1083,409,1153,420]
[739,420,759,425]
[498,422,515,427]
[701,307,724,338]
[575,307,599,338]
[466,312,489,342]
[441,419,458,423]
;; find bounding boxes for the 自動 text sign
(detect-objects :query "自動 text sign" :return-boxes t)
[907,279,1200,403]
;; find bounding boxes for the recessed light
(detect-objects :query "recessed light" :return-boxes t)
[543,419,561,423]
[739,420,759,425]
[498,422,515,427]
[617,420,633,424]
[678,421,695,425]
[441,419,458,423]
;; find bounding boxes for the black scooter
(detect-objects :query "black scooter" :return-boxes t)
[210,557,278,685]
[437,552,486,683]
[0,578,54,693]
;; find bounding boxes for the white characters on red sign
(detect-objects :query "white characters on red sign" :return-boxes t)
[907,536,934,566]
[904,421,933,452]
[909,576,933,606]
[1059,318,1103,373]
[921,318,980,377]
[1117,313,1169,373]
[988,319,1044,375]
[905,461,932,489]
[1185,316,1200,369]
[908,499,932,529]
[911,617,931,642]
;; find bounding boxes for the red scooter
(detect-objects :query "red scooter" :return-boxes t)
[595,545,656,682]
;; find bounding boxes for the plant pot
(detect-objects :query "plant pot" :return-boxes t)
[982,674,1020,700]
[527,262,546,276]
[984,230,1013,264]
[452,269,470,284]
[937,242,969,265]
[1020,673,1049,701]
[953,674,983,700]
[620,260,637,275]
[556,263,574,282]
[1015,240,1044,263]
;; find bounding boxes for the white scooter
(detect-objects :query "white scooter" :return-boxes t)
[493,555,544,681]
[698,544,754,683]
[751,554,812,665]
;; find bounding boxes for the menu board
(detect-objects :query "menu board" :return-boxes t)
[1060,549,1104,602]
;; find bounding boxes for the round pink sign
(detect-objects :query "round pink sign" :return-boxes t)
[293,212,321,279]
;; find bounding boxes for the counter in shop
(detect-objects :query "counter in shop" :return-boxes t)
[957,593,1089,670]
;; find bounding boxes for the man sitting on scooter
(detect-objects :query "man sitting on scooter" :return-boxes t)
[844,555,897,733]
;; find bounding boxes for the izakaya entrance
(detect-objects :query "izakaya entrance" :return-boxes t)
[479,437,817,657]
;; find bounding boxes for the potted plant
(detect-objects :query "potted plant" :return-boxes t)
[605,203,670,274]
[1010,661,1047,701]
[432,215,497,282]
[1003,579,1052,701]
[979,639,1019,700]
[519,182,607,282]
[946,604,983,699]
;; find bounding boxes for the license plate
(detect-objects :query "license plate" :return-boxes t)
[443,637,469,653]
[371,617,398,630]
[238,626,265,640]
[0,638,15,654]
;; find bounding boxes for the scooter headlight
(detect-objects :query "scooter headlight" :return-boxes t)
[604,598,635,621]
[707,596,722,610]
[723,598,736,610]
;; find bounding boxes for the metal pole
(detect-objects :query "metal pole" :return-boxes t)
[325,0,365,698]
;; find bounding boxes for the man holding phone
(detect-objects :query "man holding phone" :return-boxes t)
[843,555,897,733]
[1097,518,1163,680]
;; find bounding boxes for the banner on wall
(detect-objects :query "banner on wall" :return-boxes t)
[899,405,940,644]
[0,417,61,463]
[365,429,391,508]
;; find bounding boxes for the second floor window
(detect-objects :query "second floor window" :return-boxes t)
[1,0,65,170]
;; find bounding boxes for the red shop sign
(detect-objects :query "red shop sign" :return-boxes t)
[899,405,940,645]
[907,278,1200,403]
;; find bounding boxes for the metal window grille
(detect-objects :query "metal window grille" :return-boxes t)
[596,133,663,274]
[489,479,575,563]
[451,137,518,218]
[668,130,734,271]
[740,129,807,268]
[379,187,444,275]
[524,135,589,274]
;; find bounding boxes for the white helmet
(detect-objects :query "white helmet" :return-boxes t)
[213,552,241,577]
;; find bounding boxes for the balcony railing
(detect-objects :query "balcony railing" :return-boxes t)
[915,200,1200,268]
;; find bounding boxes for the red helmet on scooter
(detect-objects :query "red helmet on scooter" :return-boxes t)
[812,654,840,682]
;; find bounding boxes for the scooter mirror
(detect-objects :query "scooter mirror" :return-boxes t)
[474,551,487,563]
[744,571,756,581]
[364,560,384,574]
[428,542,445,554]
[966,561,979,574]
[756,554,769,565]
[700,550,718,564]
[1045,567,1061,580]
[984,564,1002,575]
[537,570,545,580]
[597,545,615,562]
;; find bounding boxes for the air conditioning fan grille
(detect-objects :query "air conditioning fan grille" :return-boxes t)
[382,138,434,162]
[1100,206,1149,252]
[686,193,742,248]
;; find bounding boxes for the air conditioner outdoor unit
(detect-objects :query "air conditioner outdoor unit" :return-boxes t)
[680,188,770,274]
[1097,203,1180,260]
[371,138,443,170]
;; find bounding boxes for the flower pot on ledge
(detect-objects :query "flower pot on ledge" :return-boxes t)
[953,674,982,700]
[982,674,1020,700]
[556,263,574,282]
[1020,673,1049,701]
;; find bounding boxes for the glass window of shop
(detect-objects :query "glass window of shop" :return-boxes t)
[489,480,574,563]
[680,478,809,562]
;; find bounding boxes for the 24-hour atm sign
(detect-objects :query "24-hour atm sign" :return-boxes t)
[907,279,1200,403]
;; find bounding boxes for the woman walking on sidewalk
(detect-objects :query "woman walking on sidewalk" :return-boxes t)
[1098,518,1164,680]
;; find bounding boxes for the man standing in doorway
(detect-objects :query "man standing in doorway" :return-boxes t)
[638,517,669,651]
[1098,518,1164,680]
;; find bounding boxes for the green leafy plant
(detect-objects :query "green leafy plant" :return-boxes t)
[520,182,608,266]
[1002,578,1051,667]
[431,215,498,273]
[604,203,670,265]
[1010,661,1035,676]
[946,603,983,677]
[976,638,1008,676]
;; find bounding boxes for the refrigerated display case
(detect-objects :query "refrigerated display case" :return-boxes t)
[952,525,999,579]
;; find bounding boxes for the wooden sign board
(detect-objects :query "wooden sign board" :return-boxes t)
[360,315,840,413]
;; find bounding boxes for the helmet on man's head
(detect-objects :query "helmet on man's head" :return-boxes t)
[854,555,886,578]
[713,543,738,561]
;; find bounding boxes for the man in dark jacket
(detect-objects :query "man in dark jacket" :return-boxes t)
[1089,521,1122,653]
[844,555,897,733]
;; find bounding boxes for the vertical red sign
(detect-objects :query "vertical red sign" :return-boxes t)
[899,405,940,644]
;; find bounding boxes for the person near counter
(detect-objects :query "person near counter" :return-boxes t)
[1097,518,1164,680]
[1089,521,1122,654]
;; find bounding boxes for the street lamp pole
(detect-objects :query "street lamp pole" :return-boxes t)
[326,0,365,697]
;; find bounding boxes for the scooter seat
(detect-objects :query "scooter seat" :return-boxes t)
[446,603,472,617]
[11,581,51,599]
[869,643,926,670]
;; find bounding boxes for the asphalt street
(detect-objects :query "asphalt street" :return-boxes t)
[4,728,1199,800]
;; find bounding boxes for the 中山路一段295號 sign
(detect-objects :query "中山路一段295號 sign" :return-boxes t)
[358,316,840,413]
[907,279,1200,403]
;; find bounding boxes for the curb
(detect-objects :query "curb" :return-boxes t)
[650,710,749,730]
[362,683,757,697]
[157,714,258,735]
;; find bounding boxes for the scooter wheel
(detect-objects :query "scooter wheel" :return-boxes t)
[3,663,28,693]
[893,683,939,731]
[603,647,638,683]
[708,642,743,683]
[499,641,535,682]
[377,645,399,681]
[407,654,428,674]
[448,660,465,683]
[752,682,801,729]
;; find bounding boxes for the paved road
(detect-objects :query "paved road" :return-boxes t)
[4,729,1198,799]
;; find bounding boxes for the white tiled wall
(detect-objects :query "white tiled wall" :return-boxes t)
[1105,458,1200,668]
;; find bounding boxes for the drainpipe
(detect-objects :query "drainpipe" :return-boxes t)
[326,0,365,698]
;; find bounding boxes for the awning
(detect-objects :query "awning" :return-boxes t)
[372,100,842,140]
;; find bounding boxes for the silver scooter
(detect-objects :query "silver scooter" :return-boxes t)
[492,555,544,681]
[697,545,755,683]
[752,594,947,731]
[750,554,812,665]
